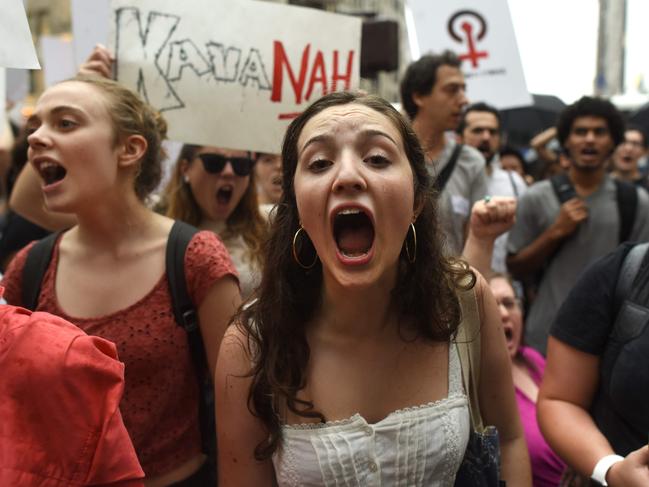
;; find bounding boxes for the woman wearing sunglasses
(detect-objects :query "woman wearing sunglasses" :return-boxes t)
[162,144,267,298]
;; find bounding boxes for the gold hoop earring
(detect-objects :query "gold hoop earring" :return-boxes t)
[404,222,417,263]
[292,227,318,270]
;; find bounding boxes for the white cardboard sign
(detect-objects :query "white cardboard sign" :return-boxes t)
[71,0,111,69]
[407,0,532,109]
[0,69,5,139]
[0,0,40,69]
[109,0,362,153]
[41,36,77,87]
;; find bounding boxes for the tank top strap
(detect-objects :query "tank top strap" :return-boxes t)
[448,343,463,395]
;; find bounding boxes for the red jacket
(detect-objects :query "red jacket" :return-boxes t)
[0,298,144,486]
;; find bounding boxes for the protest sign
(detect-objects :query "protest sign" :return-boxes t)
[0,69,5,138]
[0,0,40,69]
[109,0,361,153]
[71,0,111,69]
[407,0,531,109]
[41,36,76,87]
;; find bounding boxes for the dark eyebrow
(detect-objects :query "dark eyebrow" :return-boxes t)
[299,129,399,157]
[26,105,87,126]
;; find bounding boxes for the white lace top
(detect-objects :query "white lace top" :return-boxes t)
[272,344,470,486]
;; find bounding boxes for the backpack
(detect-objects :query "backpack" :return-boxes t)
[550,172,638,243]
[592,241,649,455]
[21,220,217,482]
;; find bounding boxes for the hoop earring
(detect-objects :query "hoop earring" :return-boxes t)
[292,227,318,270]
[404,222,417,263]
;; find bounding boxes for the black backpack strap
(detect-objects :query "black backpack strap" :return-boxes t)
[434,143,463,193]
[21,232,60,310]
[165,221,216,463]
[614,242,649,312]
[613,179,638,243]
[166,220,199,334]
[506,170,519,198]
[550,172,577,203]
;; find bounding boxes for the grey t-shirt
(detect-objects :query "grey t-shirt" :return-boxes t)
[507,175,649,354]
[429,137,488,255]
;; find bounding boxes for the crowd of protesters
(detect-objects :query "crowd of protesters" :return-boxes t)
[1,41,648,487]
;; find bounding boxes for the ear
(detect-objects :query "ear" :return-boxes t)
[117,134,148,168]
[412,92,426,109]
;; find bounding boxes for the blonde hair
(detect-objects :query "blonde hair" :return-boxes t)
[66,75,168,200]
[161,144,267,268]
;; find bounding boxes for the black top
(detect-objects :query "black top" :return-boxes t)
[551,242,649,455]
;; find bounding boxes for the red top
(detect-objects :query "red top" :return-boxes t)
[2,231,238,477]
[0,299,144,486]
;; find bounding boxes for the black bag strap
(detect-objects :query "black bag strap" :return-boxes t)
[165,220,216,457]
[551,174,638,243]
[21,232,60,310]
[506,170,519,198]
[166,220,199,334]
[613,179,638,243]
[550,172,577,203]
[614,242,649,313]
[434,143,463,193]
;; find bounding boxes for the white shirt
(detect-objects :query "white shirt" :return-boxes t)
[272,344,470,486]
[487,160,528,273]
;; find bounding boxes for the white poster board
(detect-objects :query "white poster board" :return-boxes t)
[41,36,77,87]
[0,0,40,69]
[71,0,111,68]
[0,69,5,139]
[109,0,361,153]
[407,0,532,109]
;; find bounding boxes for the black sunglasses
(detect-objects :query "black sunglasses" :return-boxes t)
[197,153,253,177]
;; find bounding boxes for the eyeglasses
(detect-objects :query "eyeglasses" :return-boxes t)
[496,297,522,311]
[198,153,253,177]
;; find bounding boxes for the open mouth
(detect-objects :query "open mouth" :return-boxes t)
[581,148,598,156]
[504,326,513,342]
[37,160,67,186]
[333,208,375,258]
[272,175,282,186]
[216,185,233,205]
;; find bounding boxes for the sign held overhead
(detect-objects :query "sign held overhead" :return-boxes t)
[109,0,361,153]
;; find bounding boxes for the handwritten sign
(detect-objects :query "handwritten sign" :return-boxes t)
[407,0,531,109]
[0,0,40,69]
[41,36,76,87]
[0,69,5,138]
[109,0,361,153]
[71,0,111,69]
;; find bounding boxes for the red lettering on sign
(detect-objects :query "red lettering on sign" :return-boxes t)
[305,50,328,101]
[332,50,354,91]
[271,41,310,103]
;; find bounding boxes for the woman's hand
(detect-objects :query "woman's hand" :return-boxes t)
[78,44,114,79]
[607,446,649,487]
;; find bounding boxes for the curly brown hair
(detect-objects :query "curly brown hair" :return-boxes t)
[160,144,267,268]
[236,91,475,460]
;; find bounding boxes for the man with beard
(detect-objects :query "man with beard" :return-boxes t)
[458,102,527,273]
[400,51,488,255]
[611,125,649,191]
[507,97,649,354]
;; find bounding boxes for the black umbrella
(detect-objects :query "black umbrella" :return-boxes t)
[500,94,566,147]
[627,102,649,133]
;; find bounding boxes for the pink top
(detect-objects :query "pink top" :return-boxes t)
[516,346,566,487]
[2,231,237,477]
[0,299,144,486]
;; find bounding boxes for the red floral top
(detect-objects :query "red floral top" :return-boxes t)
[2,230,238,477]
